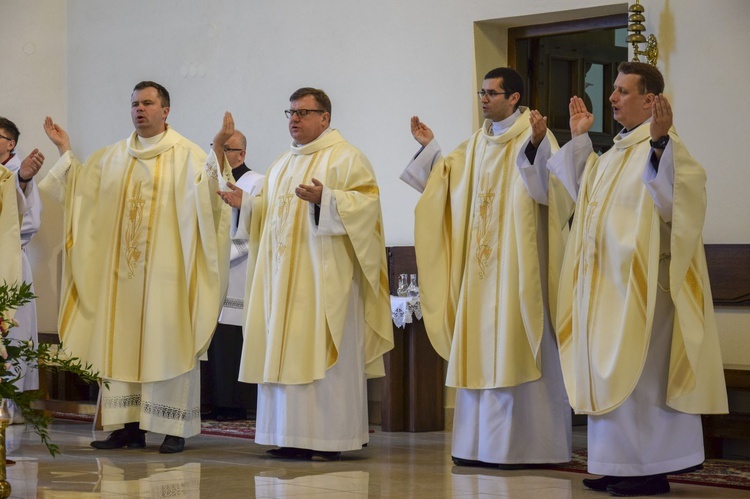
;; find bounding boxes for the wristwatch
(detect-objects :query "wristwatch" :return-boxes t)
[649,135,670,149]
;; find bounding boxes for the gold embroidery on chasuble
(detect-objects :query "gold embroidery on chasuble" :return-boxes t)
[272,177,295,273]
[474,172,495,279]
[124,180,145,278]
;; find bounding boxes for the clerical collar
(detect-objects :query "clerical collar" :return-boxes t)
[135,129,167,148]
[491,109,521,136]
[292,127,331,147]
[620,117,652,137]
[0,153,13,166]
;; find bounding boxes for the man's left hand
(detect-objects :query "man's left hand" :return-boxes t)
[650,94,673,141]
[295,178,323,205]
[19,149,45,182]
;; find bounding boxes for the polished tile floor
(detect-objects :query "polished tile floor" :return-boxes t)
[2,420,747,498]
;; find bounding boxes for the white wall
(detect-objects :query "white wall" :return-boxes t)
[1,0,67,333]
[4,0,750,365]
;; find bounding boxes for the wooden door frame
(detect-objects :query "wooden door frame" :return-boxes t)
[508,14,627,68]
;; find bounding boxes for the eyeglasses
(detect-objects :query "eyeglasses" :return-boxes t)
[285,109,326,119]
[0,134,13,142]
[209,143,244,153]
[476,90,514,99]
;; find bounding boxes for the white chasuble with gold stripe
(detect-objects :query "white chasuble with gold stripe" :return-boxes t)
[0,165,22,308]
[556,123,727,415]
[239,129,393,385]
[414,110,572,389]
[39,127,231,383]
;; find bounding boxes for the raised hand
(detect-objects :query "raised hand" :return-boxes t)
[217,181,243,209]
[43,116,71,155]
[410,116,434,147]
[295,178,323,205]
[213,112,235,172]
[650,94,673,141]
[569,96,594,138]
[18,149,45,182]
[529,110,548,147]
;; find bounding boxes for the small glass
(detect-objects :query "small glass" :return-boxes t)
[397,274,409,297]
[407,274,419,297]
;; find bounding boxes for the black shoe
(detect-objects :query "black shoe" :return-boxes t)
[451,456,497,468]
[159,435,185,454]
[91,427,146,450]
[582,475,623,491]
[267,447,314,460]
[607,475,670,497]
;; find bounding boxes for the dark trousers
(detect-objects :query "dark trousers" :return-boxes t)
[202,323,257,417]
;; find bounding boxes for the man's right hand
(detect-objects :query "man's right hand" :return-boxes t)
[43,116,71,156]
[569,96,594,138]
[411,116,434,147]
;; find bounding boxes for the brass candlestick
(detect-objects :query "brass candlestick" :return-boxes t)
[627,0,659,65]
[0,400,11,499]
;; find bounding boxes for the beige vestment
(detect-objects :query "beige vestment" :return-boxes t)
[556,124,728,417]
[238,129,392,451]
[409,110,574,464]
[239,129,392,385]
[0,165,22,296]
[40,127,230,436]
[414,111,573,389]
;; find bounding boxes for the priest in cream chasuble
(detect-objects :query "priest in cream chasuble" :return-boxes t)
[401,68,575,466]
[549,64,727,488]
[231,89,392,456]
[40,83,231,451]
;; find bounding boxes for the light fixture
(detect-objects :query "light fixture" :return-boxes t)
[626,0,659,65]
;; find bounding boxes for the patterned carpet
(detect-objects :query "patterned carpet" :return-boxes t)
[555,448,750,491]
[199,418,256,439]
[51,412,257,439]
[52,414,750,490]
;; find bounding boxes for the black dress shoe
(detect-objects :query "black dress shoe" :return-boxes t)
[159,435,185,454]
[607,475,670,497]
[267,447,314,460]
[582,475,623,491]
[451,456,497,468]
[91,427,146,450]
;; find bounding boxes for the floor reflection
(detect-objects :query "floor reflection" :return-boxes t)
[255,469,369,497]
[451,469,573,498]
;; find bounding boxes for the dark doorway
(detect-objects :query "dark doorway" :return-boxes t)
[510,15,628,152]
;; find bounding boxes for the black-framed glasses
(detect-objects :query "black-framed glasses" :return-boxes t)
[476,90,513,99]
[0,134,13,142]
[209,143,244,153]
[285,109,326,119]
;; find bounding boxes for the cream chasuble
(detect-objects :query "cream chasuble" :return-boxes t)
[414,109,573,389]
[239,129,392,385]
[0,165,22,309]
[39,127,231,383]
[556,123,728,415]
